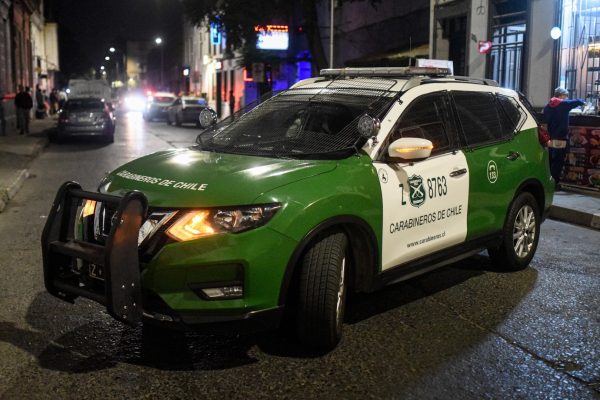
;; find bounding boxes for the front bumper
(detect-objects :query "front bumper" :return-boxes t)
[41,182,296,333]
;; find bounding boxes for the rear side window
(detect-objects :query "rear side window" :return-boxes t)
[390,92,453,154]
[497,95,525,134]
[453,92,507,146]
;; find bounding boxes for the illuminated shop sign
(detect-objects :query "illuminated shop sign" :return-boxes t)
[255,25,289,50]
[210,23,221,45]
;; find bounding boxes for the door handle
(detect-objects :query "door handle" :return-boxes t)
[449,168,467,177]
[506,151,521,161]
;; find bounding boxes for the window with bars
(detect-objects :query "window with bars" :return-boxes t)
[558,0,600,112]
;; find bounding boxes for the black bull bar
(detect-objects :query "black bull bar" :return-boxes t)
[41,181,148,325]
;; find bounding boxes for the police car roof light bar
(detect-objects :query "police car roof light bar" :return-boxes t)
[320,67,451,78]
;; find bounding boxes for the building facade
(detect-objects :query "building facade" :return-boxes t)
[429,0,558,108]
[319,0,431,68]
[31,0,59,92]
[182,20,245,118]
[0,0,58,135]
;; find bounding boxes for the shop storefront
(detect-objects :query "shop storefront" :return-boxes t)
[556,0,600,190]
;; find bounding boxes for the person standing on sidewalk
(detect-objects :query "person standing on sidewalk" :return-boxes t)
[543,87,585,189]
[14,85,33,135]
[35,84,45,119]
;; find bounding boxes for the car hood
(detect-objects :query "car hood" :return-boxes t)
[100,148,337,207]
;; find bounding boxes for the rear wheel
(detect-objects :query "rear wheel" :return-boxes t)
[296,231,348,350]
[488,192,540,270]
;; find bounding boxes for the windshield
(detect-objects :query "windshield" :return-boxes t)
[196,86,395,159]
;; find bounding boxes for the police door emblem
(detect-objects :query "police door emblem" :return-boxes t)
[408,175,426,207]
[487,160,498,183]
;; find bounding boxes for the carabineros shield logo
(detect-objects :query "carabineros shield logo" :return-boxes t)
[408,174,426,207]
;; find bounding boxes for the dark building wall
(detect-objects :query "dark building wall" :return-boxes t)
[318,0,430,68]
[12,0,34,89]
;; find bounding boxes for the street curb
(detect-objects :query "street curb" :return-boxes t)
[0,169,30,213]
[549,205,600,231]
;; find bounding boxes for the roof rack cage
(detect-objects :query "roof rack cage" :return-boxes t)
[320,67,451,78]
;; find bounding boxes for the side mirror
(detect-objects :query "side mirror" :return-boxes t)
[387,137,433,162]
[198,108,217,129]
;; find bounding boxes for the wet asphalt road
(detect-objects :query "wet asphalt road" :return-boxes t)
[0,112,599,399]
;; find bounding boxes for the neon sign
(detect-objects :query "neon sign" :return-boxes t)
[255,25,289,50]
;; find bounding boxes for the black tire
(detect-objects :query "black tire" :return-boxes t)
[175,114,182,127]
[166,116,172,125]
[296,231,348,349]
[488,192,540,271]
[105,132,114,143]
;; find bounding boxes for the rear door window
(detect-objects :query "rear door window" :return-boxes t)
[452,92,509,147]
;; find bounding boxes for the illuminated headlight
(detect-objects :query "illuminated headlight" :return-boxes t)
[166,204,281,242]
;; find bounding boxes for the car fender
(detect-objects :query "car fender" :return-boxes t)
[253,157,383,302]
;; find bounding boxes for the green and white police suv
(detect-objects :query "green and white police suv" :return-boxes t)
[42,67,554,350]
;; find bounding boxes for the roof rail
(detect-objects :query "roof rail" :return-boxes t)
[320,67,451,78]
[423,75,499,87]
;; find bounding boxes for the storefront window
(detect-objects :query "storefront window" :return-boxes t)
[558,0,600,112]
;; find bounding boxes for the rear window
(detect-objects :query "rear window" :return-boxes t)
[453,92,507,146]
[65,99,104,111]
[183,98,207,106]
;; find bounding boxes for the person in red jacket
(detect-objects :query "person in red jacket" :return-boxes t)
[543,87,584,189]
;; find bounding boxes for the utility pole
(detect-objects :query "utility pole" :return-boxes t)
[330,0,334,68]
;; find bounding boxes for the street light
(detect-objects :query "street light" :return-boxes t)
[155,36,164,89]
[109,47,116,53]
[105,56,110,61]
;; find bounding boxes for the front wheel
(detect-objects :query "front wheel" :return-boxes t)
[488,192,540,270]
[296,231,348,350]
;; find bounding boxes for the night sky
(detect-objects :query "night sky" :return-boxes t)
[48,0,183,82]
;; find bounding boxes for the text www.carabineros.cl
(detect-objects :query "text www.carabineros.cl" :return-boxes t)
[407,231,446,248]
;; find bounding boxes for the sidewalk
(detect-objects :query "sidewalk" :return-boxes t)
[0,118,54,212]
[549,187,600,230]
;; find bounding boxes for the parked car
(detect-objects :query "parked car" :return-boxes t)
[55,98,115,143]
[42,67,554,350]
[166,96,211,126]
[143,92,176,121]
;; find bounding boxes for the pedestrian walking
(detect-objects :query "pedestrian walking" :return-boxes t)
[15,85,33,135]
[543,87,585,189]
[49,88,59,115]
[35,84,45,119]
[229,90,235,116]
[0,87,5,136]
